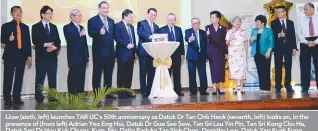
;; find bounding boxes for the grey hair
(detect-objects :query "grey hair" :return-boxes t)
[69,9,81,18]
[231,16,242,24]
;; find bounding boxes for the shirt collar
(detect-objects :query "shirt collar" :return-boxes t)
[72,21,79,27]
[42,21,49,26]
[122,20,129,26]
[99,14,107,20]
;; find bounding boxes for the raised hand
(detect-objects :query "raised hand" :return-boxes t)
[9,32,15,41]
[189,33,195,41]
[280,30,285,38]
[100,26,106,35]
[80,28,86,36]
[206,28,210,36]
[250,36,256,43]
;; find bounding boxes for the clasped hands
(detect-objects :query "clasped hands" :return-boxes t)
[306,41,317,47]
[46,42,57,52]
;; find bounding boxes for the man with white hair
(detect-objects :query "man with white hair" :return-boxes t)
[63,9,89,95]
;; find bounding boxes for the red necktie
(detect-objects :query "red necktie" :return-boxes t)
[309,17,315,37]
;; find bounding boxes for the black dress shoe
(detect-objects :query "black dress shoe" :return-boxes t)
[286,89,295,93]
[275,90,281,93]
[4,101,14,106]
[127,94,136,98]
[177,93,184,96]
[13,101,24,105]
[200,92,209,95]
[301,89,308,93]
[190,93,197,96]
[105,95,117,99]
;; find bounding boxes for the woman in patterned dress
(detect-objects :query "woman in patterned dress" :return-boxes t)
[226,16,246,94]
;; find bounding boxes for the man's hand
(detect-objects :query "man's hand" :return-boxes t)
[46,42,54,48]
[86,62,89,68]
[100,26,106,35]
[292,49,297,56]
[189,33,195,41]
[149,35,153,40]
[265,51,271,59]
[80,28,86,37]
[27,57,32,69]
[127,44,134,49]
[280,30,285,38]
[9,32,15,41]
[47,45,57,52]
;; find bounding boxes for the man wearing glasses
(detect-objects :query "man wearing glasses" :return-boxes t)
[32,5,61,104]
[271,6,297,93]
[184,18,208,96]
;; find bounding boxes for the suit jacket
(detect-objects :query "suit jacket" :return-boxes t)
[32,21,61,62]
[159,25,185,56]
[137,19,159,57]
[271,19,297,53]
[205,25,227,55]
[250,27,275,56]
[63,22,89,67]
[185,28,206,61]
[1,20,31,60]
[114,21,136,64]
[88,15,115,58]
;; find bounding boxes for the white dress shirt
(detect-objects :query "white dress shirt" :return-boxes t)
[280,19,287,29]
[42,21,50,47]
[298,15,318,43]
[146,18,154,33]
[168,26,176,41]
[122,20,133,44]
[72,21,81,34]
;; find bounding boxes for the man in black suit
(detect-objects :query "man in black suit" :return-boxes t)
[271,6,297,93]
[63,9,89,95]
[1,6,32,105]
[32,6,61,104]
[159,13,185,96]
[114,9,137,99]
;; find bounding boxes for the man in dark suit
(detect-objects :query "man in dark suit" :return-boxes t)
[32,6,61,104]
[271,6,297,93]
[1,6,32,105]
[114,9,137,99]
[137,8,160,97]
[63,9,89,95]
[88,1,116,99]
[184,18,208,96]
[159,13,185,96]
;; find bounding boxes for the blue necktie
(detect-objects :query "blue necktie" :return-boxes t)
[169,27,175,41]
[45,23,50,37]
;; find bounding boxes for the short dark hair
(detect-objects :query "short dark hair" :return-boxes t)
[98,1,109,8]
[122,9,133,19]
[305,3,315,9]
[275,5,287,11]
[255,15,267,25]
[147,8,157,14]
[210,11,222,20]
[11,6,22,13]
[40,5,53,19]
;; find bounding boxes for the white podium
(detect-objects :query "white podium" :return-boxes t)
[142,42,180,98]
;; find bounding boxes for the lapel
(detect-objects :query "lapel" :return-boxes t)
[143,19,152,34]
[96,15,111,33]
[70,22,80,35]
[39,21,45,35]
[121,21,130,38]
[49,23,53,36]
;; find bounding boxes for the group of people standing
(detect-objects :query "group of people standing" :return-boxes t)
[1,1,317,106]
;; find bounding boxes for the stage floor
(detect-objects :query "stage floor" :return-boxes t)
[1,87,318,110]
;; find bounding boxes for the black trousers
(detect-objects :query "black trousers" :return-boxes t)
[300,37,318,91]
[254,54,271,91]
[67,62,86,95]
[3,54,26,102]
[92,57,114,91]
[139,56,155,96]
[274,47,293,90]
[169,55,182,94]
[117,59,134,98]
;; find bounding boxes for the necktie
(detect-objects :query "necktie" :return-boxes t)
[150,23,154,34]
[281,20,287,42]
[45,23,50,37]
[309,17,315,37]
[169,27,175,41]
[195,30,200,52]
[103,18,109,32]
[77,25,81,34]
[127,24,133,44]
[17,21,22,49]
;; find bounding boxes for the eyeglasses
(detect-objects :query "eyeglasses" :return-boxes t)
[45,13,53,15]
[192,22,200,24]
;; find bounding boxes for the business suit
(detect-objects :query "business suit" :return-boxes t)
[1,20,31,104]
[185,28,208,95]
[271,19,297,91]
[205,25,227,83]
[250,27,274,91]
[63,22,89,95]
[114,21,136,98]
[88,15,115,94]
[159,25,185,95]
[32,21,61,103]
[137,19,159,97]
